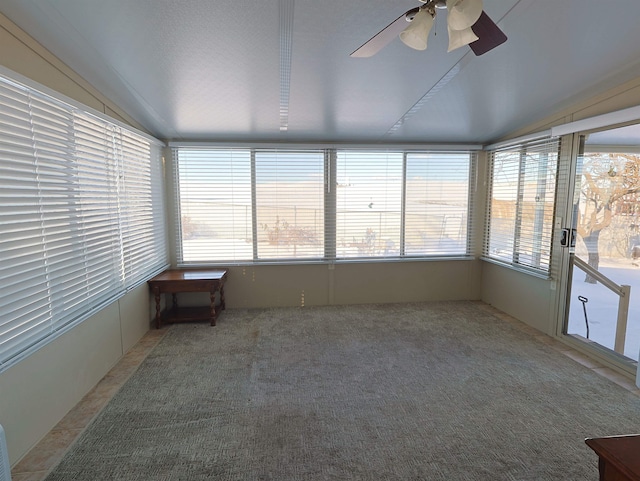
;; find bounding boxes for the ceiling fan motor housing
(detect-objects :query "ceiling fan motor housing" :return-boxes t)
[419,0,448,8]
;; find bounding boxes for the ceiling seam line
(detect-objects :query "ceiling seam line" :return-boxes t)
[279,0,295,132]
[385,54,471,137]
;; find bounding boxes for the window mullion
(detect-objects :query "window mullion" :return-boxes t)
[532,152,549,267]
[251,149,258,260]
[400,152,407,256]
[513,150,527,264]
[325,149,336,260]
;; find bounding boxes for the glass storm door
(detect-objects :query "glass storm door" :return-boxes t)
[561,128,640,369]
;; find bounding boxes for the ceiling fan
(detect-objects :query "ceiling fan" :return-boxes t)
[351,0,507,58]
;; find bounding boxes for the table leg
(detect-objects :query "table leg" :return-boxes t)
[153,288,161,329]
[172,293,178,310]
[210,289,217,326]
[598,458,606,481]
[220,283,226,310]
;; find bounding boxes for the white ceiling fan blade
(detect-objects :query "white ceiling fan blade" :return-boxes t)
[350,8,419,57]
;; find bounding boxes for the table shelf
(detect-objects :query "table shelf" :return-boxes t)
[164,306,216,323]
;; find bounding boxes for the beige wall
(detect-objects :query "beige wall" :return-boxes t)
[0,286,155,466]
[177,260,482,310]
[502,76,640,141]
[481,263,555,335]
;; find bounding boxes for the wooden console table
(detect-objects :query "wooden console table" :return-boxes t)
[147,269,227,328]
[586,435,640,481]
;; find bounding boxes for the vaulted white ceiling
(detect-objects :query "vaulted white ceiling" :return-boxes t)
[3,0,640,144]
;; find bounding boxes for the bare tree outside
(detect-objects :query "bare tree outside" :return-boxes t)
[261,215,320,257]
[578,153,640,283]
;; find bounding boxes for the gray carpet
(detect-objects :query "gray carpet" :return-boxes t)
[45,301,640,480]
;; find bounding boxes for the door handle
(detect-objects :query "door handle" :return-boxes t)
[560,228,577,248]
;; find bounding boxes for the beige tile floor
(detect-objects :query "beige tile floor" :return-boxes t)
[10,326,169,481]
[10,307,640,480]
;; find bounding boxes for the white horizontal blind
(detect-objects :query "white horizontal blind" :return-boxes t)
[405,152,473,256]
[172,146,475,264]
[56,112,121,330]
[335,151,403,258]
[119,132,167,286]
[484,137,560,272]
[174,149,326,263]
[0,80,54,363]
[0,73,166,369]
[174,148,253,263]
[255,150,325,260]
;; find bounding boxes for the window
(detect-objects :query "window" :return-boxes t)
[175,149,252,262]
[484,137,560,273]
[0,72,167,369]
[405,152,471,256]
[255,150,325,259]
[336,151,403,258]
[173,146,475,264]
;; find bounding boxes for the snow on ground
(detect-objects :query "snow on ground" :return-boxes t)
[567,256,640,361]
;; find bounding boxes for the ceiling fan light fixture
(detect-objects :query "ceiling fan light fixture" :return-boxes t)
[447,24,479,52]
[446,0,483,31]
[399,8,434,51]
[350,0,506,58]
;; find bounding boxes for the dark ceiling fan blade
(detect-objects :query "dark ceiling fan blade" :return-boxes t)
[350,8,419,58]
[469,11,507,56]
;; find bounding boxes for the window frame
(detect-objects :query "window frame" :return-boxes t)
[483,137,561,276]
[172,145,477,266]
